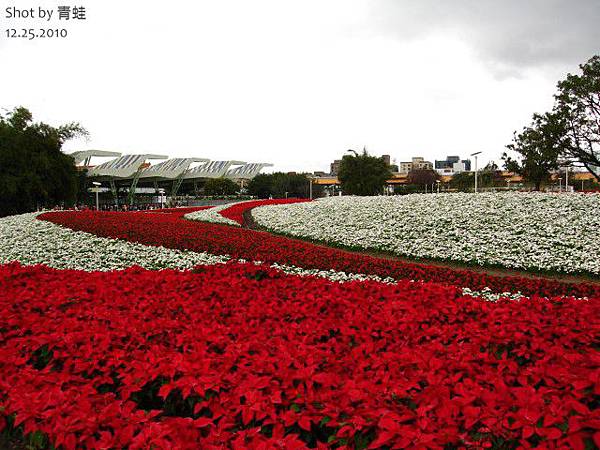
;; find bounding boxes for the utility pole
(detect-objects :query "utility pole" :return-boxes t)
[470,152,482,193]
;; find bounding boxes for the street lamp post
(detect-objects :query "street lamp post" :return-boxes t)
[92,181,101,211]
[158,188,165,209]
[436,180,440,194]
[470,152,482,193]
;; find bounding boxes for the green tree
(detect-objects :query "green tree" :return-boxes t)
[271,172,310,198]
[554,55,600,181]
[502,112,566,190]
[0,107,87,217]
[338,149,392,196]
[247,174,273,199]
[407,169,439,191]
[203,177,240,196]
[248,172,312,199]
[449,172,473,192]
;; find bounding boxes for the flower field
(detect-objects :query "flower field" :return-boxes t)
[251,193,600,275]
[1,199,600,449]
[0,212,227,271]
[1,263,599,449]
[185,199,309,227]
[37,208,600,298]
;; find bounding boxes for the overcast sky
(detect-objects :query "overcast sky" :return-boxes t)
[1,0,598,172]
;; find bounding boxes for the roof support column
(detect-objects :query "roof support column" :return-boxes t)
[109,180,119,207]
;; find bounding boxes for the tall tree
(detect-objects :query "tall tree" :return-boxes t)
[247,172,311,199]
[502,112,566,191]
[554,55,600,181]
[449,172,474,192]
[338,149,392,196]
[406,169,439,188]
[0,107,87,217]
[247,174,273,199]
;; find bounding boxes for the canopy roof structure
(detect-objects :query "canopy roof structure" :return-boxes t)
[183,160,246,180]
[73,150,271,188]
[139,157,209,180]
[69,150,122,166]
[89,154,168,179]
[226,163,274,179]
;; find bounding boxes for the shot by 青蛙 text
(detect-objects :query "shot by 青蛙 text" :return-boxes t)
[3,4,87,41]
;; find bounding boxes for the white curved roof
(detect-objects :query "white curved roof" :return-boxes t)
[226,163,273,179]
[183,160,246,179]
[139,157,209,179]
[69,150,122,165]
[89,154,167,178]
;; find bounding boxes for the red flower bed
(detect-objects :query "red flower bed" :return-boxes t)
[39,209,600,299]
[220,199,310,225]
[142,206,210,215]
[1,262,598,449]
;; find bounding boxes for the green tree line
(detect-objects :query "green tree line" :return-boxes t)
[0,107,87,217]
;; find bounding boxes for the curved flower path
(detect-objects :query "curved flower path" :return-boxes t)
[38,203,600,299]
[0,200,598,449]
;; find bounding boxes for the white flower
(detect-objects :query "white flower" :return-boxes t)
[252,192,600,274]
[0,212,229,271]
[185,200,254,226]
[2,210,578,300]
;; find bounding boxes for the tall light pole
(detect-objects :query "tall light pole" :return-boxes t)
[92,181,101,211]
[158,188,165,209]
[470,152,482,193]
[309,177,313,200]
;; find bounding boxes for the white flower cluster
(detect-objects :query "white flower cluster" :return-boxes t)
[0,213,229,271]
[269,262,397,284]
[0,212,552,301]
[184,201,251,226]
[461,287,526,302]
[252,193,600,275]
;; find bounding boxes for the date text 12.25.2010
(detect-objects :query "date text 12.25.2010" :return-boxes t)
[4,28,68,40]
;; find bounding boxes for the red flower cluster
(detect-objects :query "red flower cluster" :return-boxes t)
[142,206,212,215]
[39,209,600,299]
[1,262,598,449]
[219,199,310,225]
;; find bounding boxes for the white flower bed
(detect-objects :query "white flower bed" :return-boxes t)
[185,201,252,226]
[0,211,558,301]
[0,212,400,282]
[252,193,600,275]
[0,213,229,271]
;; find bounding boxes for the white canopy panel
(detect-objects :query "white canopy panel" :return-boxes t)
[183,160,246,179]
[89,154,168,178]
[226,163,273,179]
[139,157,209,179]
[69,150,122,165]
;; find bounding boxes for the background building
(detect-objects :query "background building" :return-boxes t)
[330,159,342,176]
[434,155,472,175]
[398,157,433,174]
